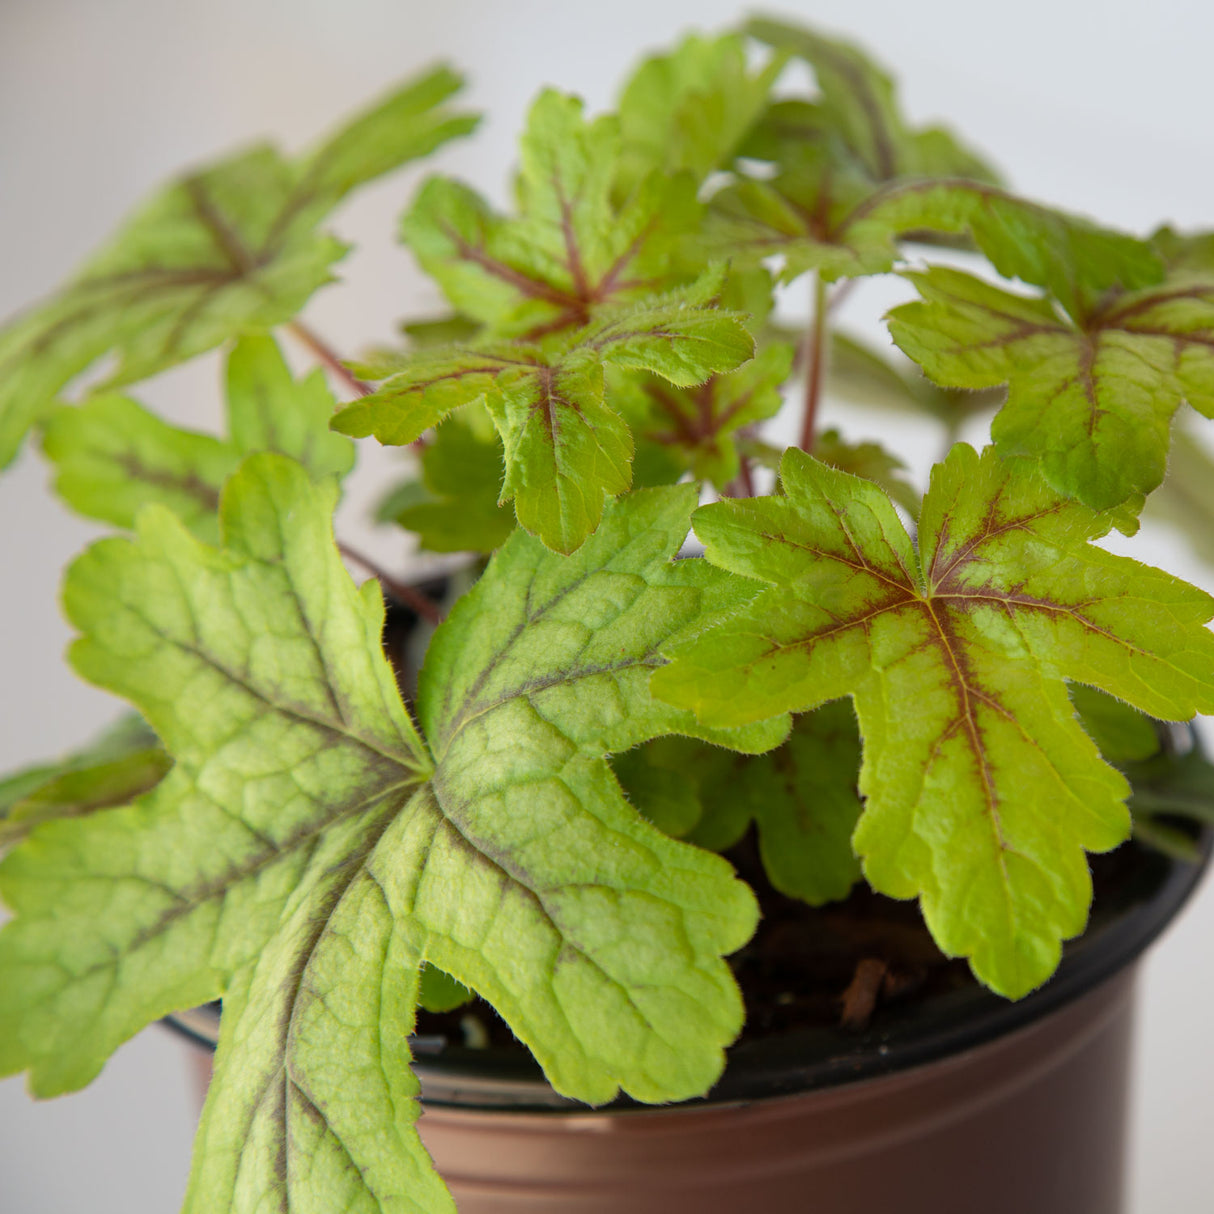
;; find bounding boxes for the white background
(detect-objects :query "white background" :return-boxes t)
[2,0,1213,1209]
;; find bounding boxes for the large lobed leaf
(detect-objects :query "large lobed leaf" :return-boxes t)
[653,444,1214,996]
[0,67,476,468]
[0,457,782,1211]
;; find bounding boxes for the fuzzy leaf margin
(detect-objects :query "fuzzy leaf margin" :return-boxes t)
[0,458,784,1212]
[0,66,476,468]
[333,280,755,552]
[890,263,1214,514]
[653,444,1214,996]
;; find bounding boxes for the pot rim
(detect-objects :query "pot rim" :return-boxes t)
[164,828,1210,1113]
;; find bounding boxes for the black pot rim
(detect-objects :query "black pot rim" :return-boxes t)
[164,830,1211,1114]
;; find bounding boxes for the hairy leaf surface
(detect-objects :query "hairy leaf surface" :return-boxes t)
[0,459,781,1210]
[403,90,701,340]
[43,335,354,541]
[615,342,793,488]
[0,67,475,467]
[333,280,754,552]
[653,444,1214,995]
[889,264,1214,511]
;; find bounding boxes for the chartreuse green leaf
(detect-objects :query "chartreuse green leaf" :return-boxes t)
[42,396,236,542]
[333,277,754,552]
[889,262,1214,512]
[613,342,794,488]
[0,716,167,849]
[0,457,782,1210]
[711,164,1160,304]
[743,16,990,184]
[0,66,475,469]
[653,444,1214,996]
[223,333,355,479]
[616,703,864,905]
[613,32,785,197]
[379,402,514,554]
[812,429,920,518]
[402,90,701,339]
[42,335,354,541]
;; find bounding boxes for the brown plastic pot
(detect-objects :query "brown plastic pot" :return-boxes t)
[170,840,1208,1214]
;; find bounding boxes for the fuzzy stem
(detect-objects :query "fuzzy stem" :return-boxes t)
[798,274,830,453]
[287,321,372,398]
[337,542,443,625]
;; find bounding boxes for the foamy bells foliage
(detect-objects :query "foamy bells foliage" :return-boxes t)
[654,445,1214,997]
[0,458,782,1211]
[0,67,476,469]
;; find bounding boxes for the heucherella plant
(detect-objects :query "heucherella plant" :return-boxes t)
[3,15,1214,1212]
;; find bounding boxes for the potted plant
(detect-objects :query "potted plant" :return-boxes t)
[3,14,1214,1212]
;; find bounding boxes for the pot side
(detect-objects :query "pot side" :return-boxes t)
[417,969,1134,1214]
[172,838,1208,1214]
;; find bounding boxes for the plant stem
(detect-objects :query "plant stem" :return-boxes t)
[337,542,443,625]
[287,321,372,398]
[798,273,829,453]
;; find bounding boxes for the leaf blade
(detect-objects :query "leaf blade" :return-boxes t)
[655,444,1214,995]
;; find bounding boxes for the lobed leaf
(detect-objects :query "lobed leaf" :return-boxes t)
[402,90,702,340]
[334,281,754,552]
[614,342,793,488]
[654,444,1214,996]
[0,66,475,468]
[0,461,785,1210]
[614,32,785,196]
[42,396,236,543]
[812,428,920,518]
[43,335,354,540]
[889,263,1214,512]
